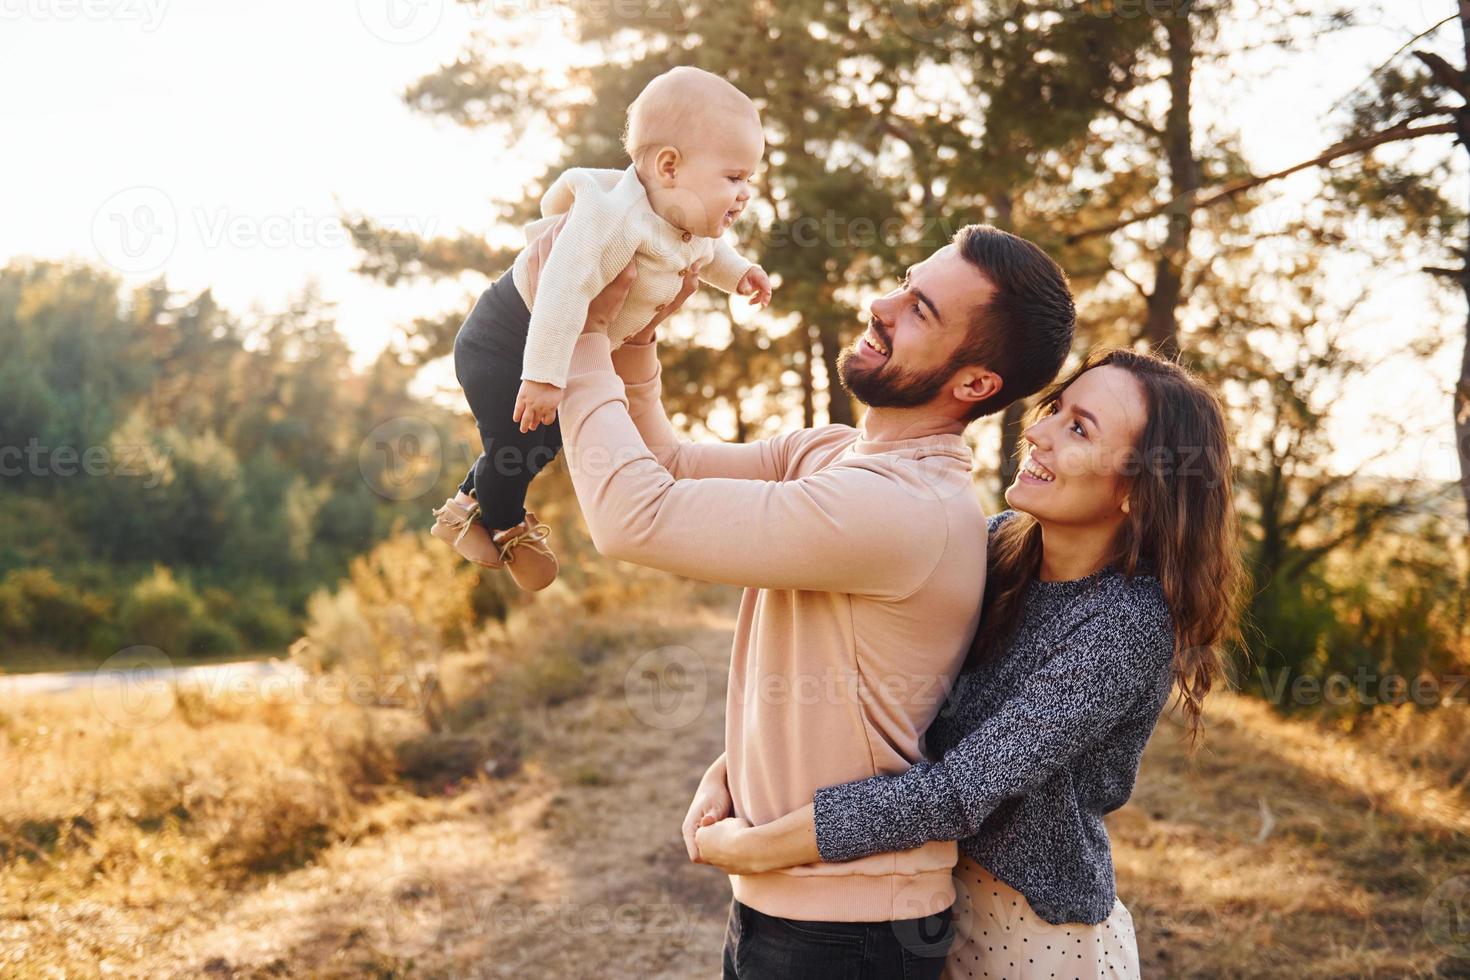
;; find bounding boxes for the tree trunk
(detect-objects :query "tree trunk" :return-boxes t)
[800,322,816,429]
[1457,299,1470,533]
[1457,0,1470,534]
[1144,6,1198,360]
[998,401,1025,499]
[819,320,855,427]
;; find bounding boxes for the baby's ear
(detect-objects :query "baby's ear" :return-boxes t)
[654,146,681,181]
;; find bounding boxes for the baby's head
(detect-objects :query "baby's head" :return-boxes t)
[623,66,764,239]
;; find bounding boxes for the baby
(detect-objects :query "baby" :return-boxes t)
[431,66,772,591]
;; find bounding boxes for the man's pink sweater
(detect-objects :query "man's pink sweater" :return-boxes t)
[560,332,988,922]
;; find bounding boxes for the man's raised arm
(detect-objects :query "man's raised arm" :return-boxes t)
[560,332,947,596]
[609,334,827,483]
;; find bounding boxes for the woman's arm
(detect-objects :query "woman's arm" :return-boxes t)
[695,603,1173,874]
[694,803,819,875]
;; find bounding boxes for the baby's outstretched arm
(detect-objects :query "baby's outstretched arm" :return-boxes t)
[735,265,773,307]
[513,380,562,433]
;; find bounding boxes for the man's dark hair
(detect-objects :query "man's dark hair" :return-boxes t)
[950,224,1076,421]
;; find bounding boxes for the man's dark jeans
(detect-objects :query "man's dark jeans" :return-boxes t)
[721,898,954,979]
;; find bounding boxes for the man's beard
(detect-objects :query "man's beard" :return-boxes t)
[836,334,951,409]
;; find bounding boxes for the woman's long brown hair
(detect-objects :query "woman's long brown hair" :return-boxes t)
[970,347,1245,745]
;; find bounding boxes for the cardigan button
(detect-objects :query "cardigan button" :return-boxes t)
[679,267,689,276]
[681,231,692,242]
[654,303,666,312]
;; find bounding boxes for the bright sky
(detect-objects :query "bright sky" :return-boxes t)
[0,0,1463,480]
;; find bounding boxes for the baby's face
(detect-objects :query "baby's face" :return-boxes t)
[665,116,764,238]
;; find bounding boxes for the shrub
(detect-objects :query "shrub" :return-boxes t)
[0,567,111,654]
[117,565,209,656]
[185,619,243,657]
[293,529,478,730]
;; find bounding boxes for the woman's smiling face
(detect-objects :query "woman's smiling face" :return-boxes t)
[1005,364,1149,527]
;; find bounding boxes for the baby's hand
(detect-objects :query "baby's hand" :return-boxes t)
[736,265,773,307]
[513,379,564,433]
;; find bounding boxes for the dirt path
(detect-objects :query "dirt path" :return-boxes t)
[142,605,738,979]
[23,599,1467,978]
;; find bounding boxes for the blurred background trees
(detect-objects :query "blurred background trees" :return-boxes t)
[4,1,1466,726]
[0,261,464,663]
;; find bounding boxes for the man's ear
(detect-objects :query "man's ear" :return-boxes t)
[951,367,1002,409]
[653,146,681,184]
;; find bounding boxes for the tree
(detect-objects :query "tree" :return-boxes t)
[1324,3,1470,532]
[347,0,1161,478]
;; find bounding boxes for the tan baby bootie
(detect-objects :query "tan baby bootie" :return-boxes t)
[430,496,504,569]
[493,511,558,592]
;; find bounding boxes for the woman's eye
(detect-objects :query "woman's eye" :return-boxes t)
[1070,419,1087,437]
[911,302,923,318]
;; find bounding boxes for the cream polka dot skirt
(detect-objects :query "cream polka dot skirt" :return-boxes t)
[942,856,1140,980]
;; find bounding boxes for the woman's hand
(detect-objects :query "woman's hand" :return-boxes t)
[682,761,734,863]
[693,816,764,874]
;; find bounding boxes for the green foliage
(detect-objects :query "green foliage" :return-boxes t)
[117,566,208,656]
[0,260,468,665]
[1244,491,1468,719]
[0,568,112,653]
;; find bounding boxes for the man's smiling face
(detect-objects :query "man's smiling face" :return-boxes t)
[837,243,998,410]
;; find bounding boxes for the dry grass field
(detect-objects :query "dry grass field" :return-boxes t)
[4,578,1469,979]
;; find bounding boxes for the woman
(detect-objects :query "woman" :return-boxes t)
[692,347,1245,978]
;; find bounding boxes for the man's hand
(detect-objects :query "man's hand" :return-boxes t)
[736,265,773,307]
[522,209,706,347]
[682,758,733,863]
[693,816,763,874]
[625,258,708,347]
[513,379,563,433]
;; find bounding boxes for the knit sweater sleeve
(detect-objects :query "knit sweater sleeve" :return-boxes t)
[520,174,640,388]
[558,334,948,596]
[699,237,754,294]
[608,336,822,482]
[811,598,1174,862]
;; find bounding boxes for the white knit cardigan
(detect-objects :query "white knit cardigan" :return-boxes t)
[509,164,754,387]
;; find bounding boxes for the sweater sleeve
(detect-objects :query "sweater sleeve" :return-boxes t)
[608,336,818,482]
[700,237,754,294]
[559,334,947,595]
[811,603,1173,862]
[520,180,640,388]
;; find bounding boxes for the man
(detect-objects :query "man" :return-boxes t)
[525,220,1075,978]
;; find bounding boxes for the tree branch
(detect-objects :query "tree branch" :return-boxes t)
[1066,122,1459,245]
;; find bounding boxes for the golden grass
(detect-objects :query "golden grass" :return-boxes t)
[4,562,1468,977]
[1116,693,1470,978]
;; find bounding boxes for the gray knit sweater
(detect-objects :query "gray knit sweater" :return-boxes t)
[812,511,1176,926]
